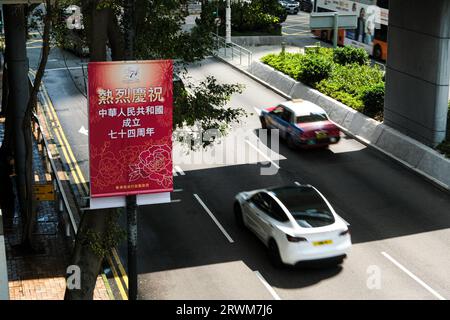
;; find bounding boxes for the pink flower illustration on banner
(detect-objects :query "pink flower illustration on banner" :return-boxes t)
[129,144,172,188]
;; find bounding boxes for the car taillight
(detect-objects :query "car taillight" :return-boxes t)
[339,229,350,236]
[286,234,307,242]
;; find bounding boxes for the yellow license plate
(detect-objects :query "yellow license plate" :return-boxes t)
[316,132,328,139]
[313,240,333,246]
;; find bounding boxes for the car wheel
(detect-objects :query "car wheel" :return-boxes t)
[287,134,296,149]
[234,202,245,228]
[268,239,284,268]
[260,116,267,129]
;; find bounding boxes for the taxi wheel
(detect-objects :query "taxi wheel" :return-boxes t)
[268,240,284,268]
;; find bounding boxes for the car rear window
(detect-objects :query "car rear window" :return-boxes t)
[296,113,328,123]
[270,186,335,228]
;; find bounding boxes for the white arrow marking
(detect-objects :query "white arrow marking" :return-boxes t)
[78,126,88,136]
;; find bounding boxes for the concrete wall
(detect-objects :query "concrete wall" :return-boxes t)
[247,60,450,189]
[384,0,450,146]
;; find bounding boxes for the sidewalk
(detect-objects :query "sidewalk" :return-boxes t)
[0,107,110,301]
[216,38,329,72]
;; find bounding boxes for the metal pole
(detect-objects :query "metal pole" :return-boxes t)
[239,46,242,65]
[226,0,231,43]
[333,13,338,49]
[126,194,138,300]
[123,0,138,301]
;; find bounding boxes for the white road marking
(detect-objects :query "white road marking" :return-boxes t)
[294,181,301,186]
[174,166,185,176]
[78,126,88,136]
[381,252,446,300]
[245,139,280,169]
[193,194,234,243]
[255,271,281,300]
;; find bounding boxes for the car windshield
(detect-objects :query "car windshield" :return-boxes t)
[270,186,335,228]
[296,113,328,123]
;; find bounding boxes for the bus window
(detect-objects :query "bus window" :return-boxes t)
[376,0,389,9]
[374,24,387,42]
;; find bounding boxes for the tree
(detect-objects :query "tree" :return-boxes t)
[50,0,246,299]
[0,1,54,250]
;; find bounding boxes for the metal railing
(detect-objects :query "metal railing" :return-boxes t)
[32,113,79,241]
[212,33,253,67]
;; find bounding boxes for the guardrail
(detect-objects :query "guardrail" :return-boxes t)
[32,113,79,241]
[212,33,253,67]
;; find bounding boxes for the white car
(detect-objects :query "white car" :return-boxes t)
[234,184,352,267]
[279,0,299,14]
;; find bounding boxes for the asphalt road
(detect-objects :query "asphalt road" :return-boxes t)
[28,40,450,300]
[282,11,312,36]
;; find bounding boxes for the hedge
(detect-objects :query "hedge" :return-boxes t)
[261,46,385,119]
[333,46,369,66]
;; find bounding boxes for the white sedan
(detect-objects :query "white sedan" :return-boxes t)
[234,184,352,267]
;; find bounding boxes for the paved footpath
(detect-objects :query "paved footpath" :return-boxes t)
[0,118,110,300]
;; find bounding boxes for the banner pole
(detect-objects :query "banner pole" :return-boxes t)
[126,194,138,300]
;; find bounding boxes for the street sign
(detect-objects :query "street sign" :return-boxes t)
[310,12,357,30]
[88,60,173,203]
[310,12,357,48]
[33,183,54,201]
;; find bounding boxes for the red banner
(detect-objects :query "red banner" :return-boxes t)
[88,60,173,198]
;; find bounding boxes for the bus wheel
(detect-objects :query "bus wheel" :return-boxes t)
[321,30,328,41]
[373,45,382,61]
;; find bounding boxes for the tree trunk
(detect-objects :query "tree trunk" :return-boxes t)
[64,209,116,300]
[3,5,30,246]
[106,10,124,61]
[0,64,14,229]
[21,0,53,247]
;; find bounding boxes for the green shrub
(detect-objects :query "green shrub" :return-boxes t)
[298,54,333,87]
[362,83,385,118]
[333,46,369,66]
[316,63,384,109]
[261,52,304,80]
[261,49,385,118]
[201,0,285,36]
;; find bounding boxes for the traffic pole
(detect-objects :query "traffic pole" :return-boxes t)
[126,194,138,300]
[333,13,339,49]
[226,0,231,43]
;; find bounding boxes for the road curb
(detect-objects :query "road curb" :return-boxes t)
[214,55,450,194]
